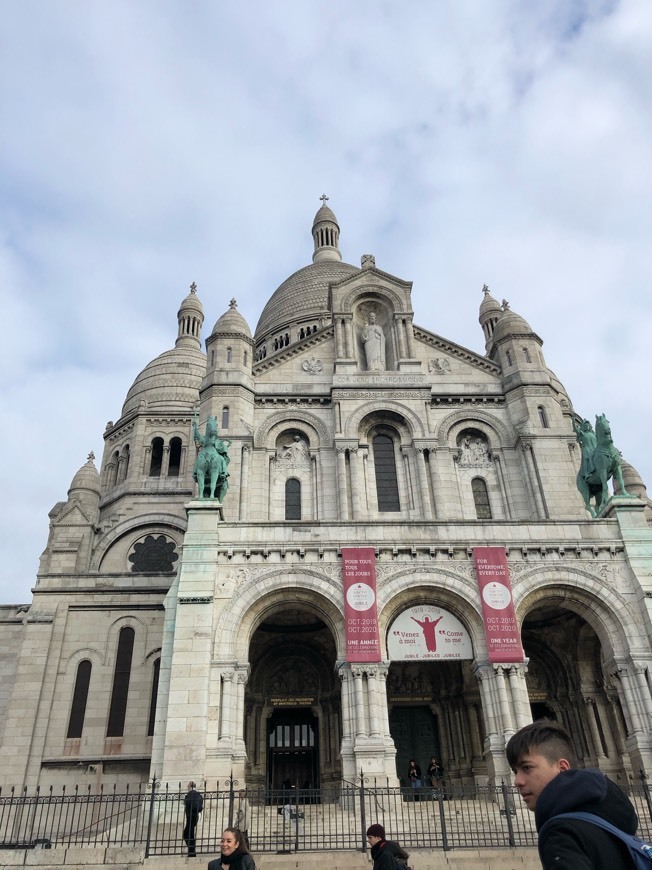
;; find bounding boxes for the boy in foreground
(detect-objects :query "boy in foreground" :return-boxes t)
[506,720,638,869]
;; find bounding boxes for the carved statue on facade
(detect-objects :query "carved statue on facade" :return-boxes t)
[278,435,310,464]
[192,415,231,500]
[361,312,386,371]
[574,414,629,516]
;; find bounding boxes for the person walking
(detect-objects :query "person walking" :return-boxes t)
[208,827,255,870]
[507,720,639,869]
[366,824,408,870]
[183,781,203,857]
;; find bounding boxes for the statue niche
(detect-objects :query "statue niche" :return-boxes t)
[359,309,387,371]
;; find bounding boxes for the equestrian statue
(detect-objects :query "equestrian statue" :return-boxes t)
[192,415,231,501]
[573,414,629,517]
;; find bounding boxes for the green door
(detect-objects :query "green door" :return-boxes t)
[389,705,440,785]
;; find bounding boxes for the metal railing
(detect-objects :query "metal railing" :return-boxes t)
[1,774,651,856]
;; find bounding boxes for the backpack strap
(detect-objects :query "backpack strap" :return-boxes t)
[540,812,652,864]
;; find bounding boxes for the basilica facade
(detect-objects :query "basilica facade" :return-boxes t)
[2,201,652,794]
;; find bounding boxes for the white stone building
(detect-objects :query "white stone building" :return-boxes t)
[1,200,652,794]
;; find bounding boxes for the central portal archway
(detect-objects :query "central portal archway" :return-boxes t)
[244,605,340,788]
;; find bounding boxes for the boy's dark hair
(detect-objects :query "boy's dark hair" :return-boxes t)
[506,720,578,769]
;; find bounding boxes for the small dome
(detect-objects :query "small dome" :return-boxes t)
[492,308,537,342]
[312,203,339,229]
[211,298,252,338]
[121,345,206,416]
[479,285,501,319]
[615,459,647,498]
[254,260,358,342]
[178,284,204,317]
[68,453,101,502]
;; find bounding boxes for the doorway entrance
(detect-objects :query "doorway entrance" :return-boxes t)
[389,705,441,786]
[267,709,319,790]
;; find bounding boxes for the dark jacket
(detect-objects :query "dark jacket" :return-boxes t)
[208,853,254,870]
[184,788,203,817]
[370,839,399,870]
[535,768,638,869]
[385,839,409,866]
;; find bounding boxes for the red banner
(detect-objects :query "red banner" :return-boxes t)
[473,547,525,663]
[342,547,381,662]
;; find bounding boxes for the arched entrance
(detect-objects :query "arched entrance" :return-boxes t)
[244,605,340,788]
[387,660,485,787]
[522,602,629,781]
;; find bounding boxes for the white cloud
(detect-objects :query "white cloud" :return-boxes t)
[1,0,651,602]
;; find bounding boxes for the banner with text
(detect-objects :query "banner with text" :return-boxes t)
[342,547,381,662]
[387,604,473,661]
[473,546,525,663]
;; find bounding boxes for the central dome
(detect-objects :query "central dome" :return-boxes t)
[254,260,358,342]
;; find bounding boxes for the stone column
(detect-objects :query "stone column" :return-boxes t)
[507,664,532,729]
[522,443,547,519]
[335,318,345,358]
[414,446,433,519]
[311,453,320,520]
[344,317,354,358]
[492,452,512,520]
[615,665,644,734]
[633,664,652,726]
[350,447,362,519]
[239,445,250,521]
[352,666,367,737]
[585,697,607,761]
[336,446,349,520]
[395,318,406,359]
[234,666,250,754]
[367,666,381,738]
[219,670,235,743]
[161,445,170,479]
[405,317,416,358]
[426,445,441,518]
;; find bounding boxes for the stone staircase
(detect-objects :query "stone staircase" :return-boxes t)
[0,847,541,869]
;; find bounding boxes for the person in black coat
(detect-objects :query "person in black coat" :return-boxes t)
[366,824,409,870]
[183,781,203,857]
[507,720,638,869]
[207,827,255,870]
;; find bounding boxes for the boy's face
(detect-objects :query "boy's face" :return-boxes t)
[511,751,570,810]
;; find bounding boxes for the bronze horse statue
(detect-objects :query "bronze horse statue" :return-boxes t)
[192,416,230,500]
[575,414,629,517]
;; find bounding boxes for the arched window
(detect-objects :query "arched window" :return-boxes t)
[147,658,160,737]
[243,350,247,366]
[221,406,230,430]
[107,627,135,737]
[373,435,400,512]
[472,478,492,519]
[505,350,513,367]
[168,437,182,477]
[523,347,531,363]
[109,450,120,487]
[285,478,301,520]
[118,445,130,483]
[149,438,164,477]
[538,405,549,428]
[67,659,92,739]
[226,346,232,363]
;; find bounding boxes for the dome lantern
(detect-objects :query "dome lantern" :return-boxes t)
[312,194,342,264]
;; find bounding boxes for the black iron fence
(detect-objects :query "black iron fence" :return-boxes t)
[1,776,651,856]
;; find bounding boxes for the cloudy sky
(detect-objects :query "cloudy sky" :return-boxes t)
[1,1,651,604]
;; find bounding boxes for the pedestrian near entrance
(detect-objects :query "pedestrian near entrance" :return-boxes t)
[367,824,409,870]
[427,756,444,793]
[407,759,421,799]
[183,781,203,857]
[506,720,639,869]
[208,827,255,870]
